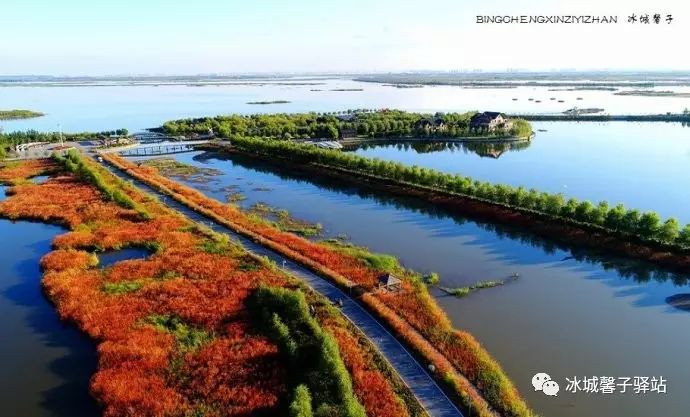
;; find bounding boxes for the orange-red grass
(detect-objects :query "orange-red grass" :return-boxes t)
[0,159,56,184]
[102,153,534,417]
[1,160,287,416]
[1,157,412,417]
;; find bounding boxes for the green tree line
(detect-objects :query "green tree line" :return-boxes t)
[1,129,129,158]
[229,136,690,249]
[53,150,151,219]
[247,286,366,417]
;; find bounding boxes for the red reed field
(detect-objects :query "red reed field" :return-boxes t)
[102,153,534,417]
[0,157,412,417]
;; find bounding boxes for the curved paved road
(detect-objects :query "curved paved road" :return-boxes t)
[102,161,464,417]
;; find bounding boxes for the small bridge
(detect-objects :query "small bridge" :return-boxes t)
[133,132,183,144]
[118,140,211,157]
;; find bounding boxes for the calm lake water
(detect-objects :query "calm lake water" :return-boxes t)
[0,215,99,417]
[351,121,690,224]
[140,150,690,417]
[97,248,151,269]
[2,79,690,133]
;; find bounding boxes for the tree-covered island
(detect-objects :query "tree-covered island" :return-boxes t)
[161,109,533,140]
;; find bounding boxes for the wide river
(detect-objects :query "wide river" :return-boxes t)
[2,79,690,417]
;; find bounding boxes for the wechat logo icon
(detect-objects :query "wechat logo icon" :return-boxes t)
[532,372,559,396]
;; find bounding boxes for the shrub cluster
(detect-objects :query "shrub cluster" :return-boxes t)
[248,286,366,417]
[53,150,151,219]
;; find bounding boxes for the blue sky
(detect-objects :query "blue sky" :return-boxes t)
[1,0,688,75]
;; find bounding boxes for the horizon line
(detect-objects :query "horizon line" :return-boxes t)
[4,69,690,78]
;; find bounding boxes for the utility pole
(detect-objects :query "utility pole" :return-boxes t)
[58,123,64,147]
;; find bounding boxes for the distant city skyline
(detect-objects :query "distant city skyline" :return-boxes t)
[2,0,688,75]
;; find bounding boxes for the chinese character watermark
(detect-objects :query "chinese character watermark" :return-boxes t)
[534,373,667,397]
[628,13,673,24]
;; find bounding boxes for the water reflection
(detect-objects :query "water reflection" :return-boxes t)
[0,219,99,417]
[666,293,690,311]
[31,175,51,185]
[195,152,690,287]
[97,247,151,268]
[347,139,532,159]
[351,122,690,224]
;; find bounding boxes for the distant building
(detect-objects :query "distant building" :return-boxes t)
[100,136,133,147]
[414,117,446,133]
[336,114,355,122]
[470,112,513,132]
[189,128,215,140]
[477,147,506,159]
[339,126,357,139]
[377,273,402,292]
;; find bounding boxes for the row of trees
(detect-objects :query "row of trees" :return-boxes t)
[230,136,690,249]
[248,286,366,417]
[0,129,130,158]
[161,110,532,141]
[53,150,151,219]
[163,113,342,140]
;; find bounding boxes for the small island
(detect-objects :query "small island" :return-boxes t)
[563,107,605,116]
[614,90,690,98]
[0,109,45,120]
[162,109,533,141]
[246,100,291,105]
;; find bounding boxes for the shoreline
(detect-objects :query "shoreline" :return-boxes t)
[336,134,531,146]
[508,113,690,122]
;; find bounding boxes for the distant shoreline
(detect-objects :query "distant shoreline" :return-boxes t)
[614,90,690,98]
[508,113,690,122]
[246,100,291,105]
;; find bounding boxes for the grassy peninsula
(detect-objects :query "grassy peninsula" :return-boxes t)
[0,109,45,120]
